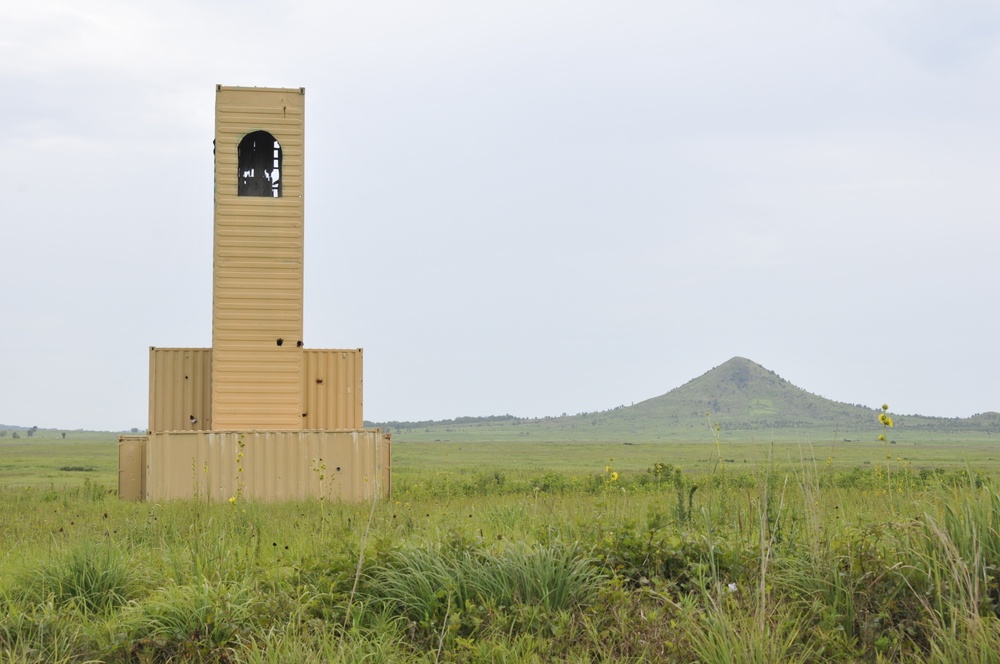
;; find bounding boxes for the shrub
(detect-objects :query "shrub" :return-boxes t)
[11,542,139,614]
[362,542,604,640]
[116,578,259,660]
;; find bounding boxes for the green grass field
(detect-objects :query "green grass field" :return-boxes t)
[0,431,119,488]
[2,433,999,662]
[2,428,996,490]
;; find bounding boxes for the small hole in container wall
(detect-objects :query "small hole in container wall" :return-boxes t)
[336,466,341,472]
[316,379,323,384]
[276,338,283,346]
[296,340,303,347]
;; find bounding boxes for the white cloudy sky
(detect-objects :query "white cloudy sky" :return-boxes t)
[1,1,998,431]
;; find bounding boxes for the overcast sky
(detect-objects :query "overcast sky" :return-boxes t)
[1,1,998,431]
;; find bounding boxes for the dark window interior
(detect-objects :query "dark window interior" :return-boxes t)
[238,131,281,197]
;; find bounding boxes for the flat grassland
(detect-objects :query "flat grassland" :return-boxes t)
[2,427,997,488]
[0,431,118,488]
[1,432,999,662]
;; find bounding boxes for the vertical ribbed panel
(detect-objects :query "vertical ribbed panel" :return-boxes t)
[303,349,364,429]
[381,434,391,497]
[118,435,148,501]
[145,430,388,502]
[148,348,212,432]
[212,86,306,430]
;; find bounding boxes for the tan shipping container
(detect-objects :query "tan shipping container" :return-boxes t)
[118,435,148,501]
[148,348,212,432]
[303,349,364,430]
[144,430,387,502]
[123,86,390,502]
[212,86,306,430]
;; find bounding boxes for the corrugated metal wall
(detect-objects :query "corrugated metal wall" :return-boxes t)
[303,349,364,429]
[148,348,212,432]
[145,430,388,502]
[381,435,391,497]
[212,86,306,430]
[149,347,363,433]
[124,85,389,503]
[118,435,148,500]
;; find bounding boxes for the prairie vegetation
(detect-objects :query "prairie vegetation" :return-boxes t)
[2,437,999,662]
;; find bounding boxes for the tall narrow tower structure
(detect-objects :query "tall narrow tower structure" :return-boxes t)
[118,86,390,502]
[212,87,305,430]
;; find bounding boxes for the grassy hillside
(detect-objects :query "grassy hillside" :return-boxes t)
[375,357,1000,443]
[4,358,997,457]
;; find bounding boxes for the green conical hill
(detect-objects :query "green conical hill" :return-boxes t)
[372,357,999,441]
[566,357,998,439]
[625,357,876,432]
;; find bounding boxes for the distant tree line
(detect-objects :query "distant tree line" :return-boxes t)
[365,414,524,432]
[0,426,67,439]
[0,426,37,438]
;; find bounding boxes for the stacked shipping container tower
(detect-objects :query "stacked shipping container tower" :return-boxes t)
[119,86,390,502]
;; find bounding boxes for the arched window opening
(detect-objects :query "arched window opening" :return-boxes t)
[238,131,281,197]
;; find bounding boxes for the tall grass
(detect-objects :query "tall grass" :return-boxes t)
[362,541,603,643]
[900,483,1000,661]
[687,599,816,664]
[1,464,999,662]
[9,541,139,614]
[0,597,88,663]
[115,577,259,661]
